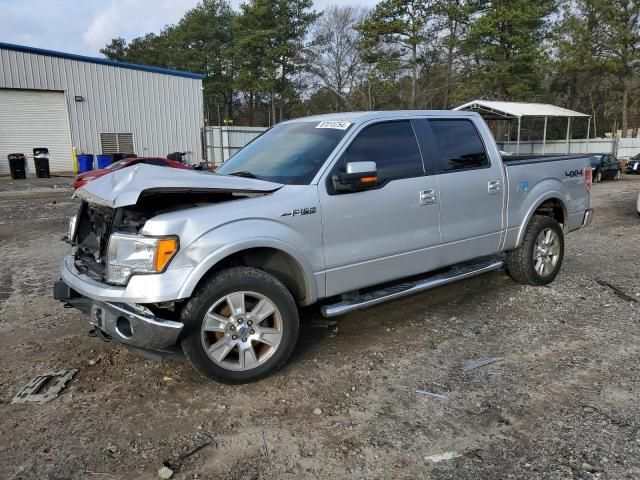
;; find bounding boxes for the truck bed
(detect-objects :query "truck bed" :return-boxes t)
[502,154,591,166]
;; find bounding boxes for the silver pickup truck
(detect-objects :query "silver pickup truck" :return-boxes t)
[54,111,593,383]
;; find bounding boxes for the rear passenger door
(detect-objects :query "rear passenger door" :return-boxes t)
[423,118,504,266]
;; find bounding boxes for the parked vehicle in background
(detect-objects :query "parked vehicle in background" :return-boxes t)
[626,153,640,174]
[55,111,593,383]
[72,157,192,189]
[590,154,622,182]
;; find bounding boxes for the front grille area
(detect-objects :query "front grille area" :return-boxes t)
[73,202,115,281]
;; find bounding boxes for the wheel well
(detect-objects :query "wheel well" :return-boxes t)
[534,199,565,227]
[194,247,308,304]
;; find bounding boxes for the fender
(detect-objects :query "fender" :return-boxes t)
[177,223,319,306]
[515,190,569,248]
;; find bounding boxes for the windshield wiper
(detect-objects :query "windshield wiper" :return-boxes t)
[228,171,258,179]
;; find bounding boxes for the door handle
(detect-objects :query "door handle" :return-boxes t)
[488,180,502,195]
[420,189,438,205]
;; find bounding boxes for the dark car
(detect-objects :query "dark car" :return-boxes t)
[626,153,640,174]
[590,154,622,182]
[72,156,192,189]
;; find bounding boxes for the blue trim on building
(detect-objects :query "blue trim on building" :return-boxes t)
[0,42,205,80]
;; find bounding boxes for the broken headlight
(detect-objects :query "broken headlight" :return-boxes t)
[106,233,178,285]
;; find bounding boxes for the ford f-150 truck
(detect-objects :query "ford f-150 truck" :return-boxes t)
[54,111,593,383]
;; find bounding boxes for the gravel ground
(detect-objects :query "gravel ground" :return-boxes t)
[0,175,639,480]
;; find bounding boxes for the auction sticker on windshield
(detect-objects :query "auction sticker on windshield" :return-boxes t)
[316,121,351,130]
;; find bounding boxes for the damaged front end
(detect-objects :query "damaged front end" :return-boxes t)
[55,164,283,357]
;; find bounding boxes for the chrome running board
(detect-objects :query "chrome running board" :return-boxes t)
[321,257,504,318]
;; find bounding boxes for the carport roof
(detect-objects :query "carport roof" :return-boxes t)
[454,100,590,119]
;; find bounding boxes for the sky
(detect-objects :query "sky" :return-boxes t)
[0,0,378,57]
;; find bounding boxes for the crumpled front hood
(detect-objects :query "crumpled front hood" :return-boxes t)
[75,164,283,208]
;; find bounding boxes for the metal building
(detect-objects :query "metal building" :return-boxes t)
[0,42,204,174]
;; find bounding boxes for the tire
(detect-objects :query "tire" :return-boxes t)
[596,170,602,183]
[506,215,564,286]
[615,170,621,180]
[180,267,299,384]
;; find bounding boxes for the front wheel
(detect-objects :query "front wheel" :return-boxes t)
[181,267,299,383]
[615,170,621,180]
[506,215,565,286]
[596,170,602,183]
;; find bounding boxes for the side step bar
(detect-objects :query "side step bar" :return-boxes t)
[321,257,504,318]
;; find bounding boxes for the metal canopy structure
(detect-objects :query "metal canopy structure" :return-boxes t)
[454,100,591,154]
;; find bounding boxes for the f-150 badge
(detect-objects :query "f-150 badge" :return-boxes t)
[281,207,317,217]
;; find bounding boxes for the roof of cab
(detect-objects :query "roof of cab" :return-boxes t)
[285,110,479,125]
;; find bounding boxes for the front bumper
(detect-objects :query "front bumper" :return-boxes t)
[59,255,192,304]
[54,279,184,351]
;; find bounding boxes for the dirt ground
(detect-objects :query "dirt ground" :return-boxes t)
[0,174,639,480]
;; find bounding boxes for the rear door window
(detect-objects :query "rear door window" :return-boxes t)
[428,119,489,173]
[337,121,423,182]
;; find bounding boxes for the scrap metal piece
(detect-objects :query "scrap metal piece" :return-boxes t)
[596,280,638,303]
[416,389,448,399]
[425,451,462,463]
[12,369,77,405]
[463,357,505,373]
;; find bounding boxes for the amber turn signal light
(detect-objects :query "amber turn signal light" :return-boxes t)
[154,238,178,272]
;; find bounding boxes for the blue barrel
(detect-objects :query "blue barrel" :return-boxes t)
[77,154,94,173]
[96,154,112,169]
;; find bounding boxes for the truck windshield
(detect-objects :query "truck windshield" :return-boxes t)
[216,122,351,184]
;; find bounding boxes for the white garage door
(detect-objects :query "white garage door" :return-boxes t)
[0,89,73,175]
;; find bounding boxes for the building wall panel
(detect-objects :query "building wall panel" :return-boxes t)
[0,46,203,172]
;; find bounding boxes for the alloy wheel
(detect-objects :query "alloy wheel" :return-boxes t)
[200,291,283,371]
[533,228,561,277]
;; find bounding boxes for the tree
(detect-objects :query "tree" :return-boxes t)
[169,0,237,120]
[101,33,172,67]
[357,0,438,109]
[433,0,477,108]
[101,0,236,122]
[461,0,556,100]
[556,0,640,136]
[234,0,318,124]
[305,5,369,111]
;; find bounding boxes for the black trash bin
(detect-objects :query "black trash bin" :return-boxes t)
[32,148,51,178]
[8,153,27,180]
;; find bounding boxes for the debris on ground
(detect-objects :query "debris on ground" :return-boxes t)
[463,357,505,373]
[415,389,448,399]
[12,369,77,404]
[163,432,216,474]
[158,465,174,479]
[314,408,323,415]
[596,279,638,303]
[425,452,462,463]
[309,318,338,328]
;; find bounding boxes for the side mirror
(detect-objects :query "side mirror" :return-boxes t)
[333,161,378,192]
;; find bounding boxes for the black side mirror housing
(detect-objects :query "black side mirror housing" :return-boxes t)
[332,161,378,192]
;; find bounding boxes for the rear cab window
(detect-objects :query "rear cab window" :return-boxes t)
[331,120,424,186]
[427,119,489,173]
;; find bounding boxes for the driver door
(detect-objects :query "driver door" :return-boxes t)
[319,120,442,297]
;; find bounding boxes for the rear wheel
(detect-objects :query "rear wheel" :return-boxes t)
[181,267,299,383]
[506,215,564,286]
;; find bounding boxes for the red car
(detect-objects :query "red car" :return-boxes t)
[72,157,192,190]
